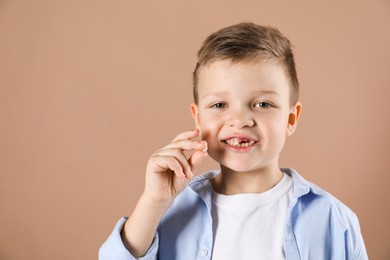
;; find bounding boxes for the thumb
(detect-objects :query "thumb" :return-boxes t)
[188,150,208,175]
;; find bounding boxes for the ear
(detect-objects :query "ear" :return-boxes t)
[190,103,201,130]
[287,101,302,137]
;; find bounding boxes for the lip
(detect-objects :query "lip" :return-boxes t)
[222,135,258,142]
[221,135,258,152]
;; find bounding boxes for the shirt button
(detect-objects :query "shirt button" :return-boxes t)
[199,248,208,257]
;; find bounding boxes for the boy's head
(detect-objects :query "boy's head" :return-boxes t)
[190,23,302,173]
[193,22,299,106]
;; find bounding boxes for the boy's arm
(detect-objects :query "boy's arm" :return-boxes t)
[120,129,208,257]
[120,194,169,257]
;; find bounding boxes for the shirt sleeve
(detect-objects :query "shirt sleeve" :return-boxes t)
[347,214,368,260]
[99,217,159,260]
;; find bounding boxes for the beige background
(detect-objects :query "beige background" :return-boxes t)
[0,0,389,259]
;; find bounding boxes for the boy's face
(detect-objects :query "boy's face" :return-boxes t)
[191,60,301,173]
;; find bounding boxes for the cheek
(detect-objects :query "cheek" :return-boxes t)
[262,113,289,137]
[267,116,290,146]
[199,114,222,140]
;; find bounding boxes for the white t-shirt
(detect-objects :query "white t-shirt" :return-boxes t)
[211,173,293,260]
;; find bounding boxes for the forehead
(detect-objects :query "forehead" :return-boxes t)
[197,60,290,100]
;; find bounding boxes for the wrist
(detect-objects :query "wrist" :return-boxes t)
[139,193,174,212]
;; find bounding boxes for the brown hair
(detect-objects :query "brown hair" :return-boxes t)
[193,22,299,105]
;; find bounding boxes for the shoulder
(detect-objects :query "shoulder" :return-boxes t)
[284,168,362,242]
[284,167,356,219]
[283,168,368,259]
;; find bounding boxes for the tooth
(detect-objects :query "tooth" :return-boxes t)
[225,139,256,147]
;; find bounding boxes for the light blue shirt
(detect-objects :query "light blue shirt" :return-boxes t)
[99,168,368,260]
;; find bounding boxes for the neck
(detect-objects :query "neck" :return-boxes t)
[212,164,284,195]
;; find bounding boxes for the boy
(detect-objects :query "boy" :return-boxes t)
[99,23,368,259]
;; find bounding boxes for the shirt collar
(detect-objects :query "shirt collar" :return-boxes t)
[281,168,324,197]
[189,168,323,205]
[188,171,219,211]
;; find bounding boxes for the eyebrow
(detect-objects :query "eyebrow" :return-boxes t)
[202,90,280,99]
[202,91,228,99]
[252,90,280,97]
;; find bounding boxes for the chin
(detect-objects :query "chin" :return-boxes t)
[220,161,258,173]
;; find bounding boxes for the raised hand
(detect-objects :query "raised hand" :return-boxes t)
[121,129,208,256]
[143,129,208,207]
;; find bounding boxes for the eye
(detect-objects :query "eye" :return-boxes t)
[254,102,272,108]
[211,102,226,109]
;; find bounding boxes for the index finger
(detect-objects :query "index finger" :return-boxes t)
[171,129,200,142]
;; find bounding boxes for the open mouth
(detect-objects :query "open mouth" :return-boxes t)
[221,137,257,147]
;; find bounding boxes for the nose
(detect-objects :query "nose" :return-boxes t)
[226,110,254,128]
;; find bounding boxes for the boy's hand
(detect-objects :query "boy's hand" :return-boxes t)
[142,129,208,208]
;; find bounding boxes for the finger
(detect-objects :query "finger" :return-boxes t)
[151,155,185,178]
[164,139,207,152]
[171,129,200,142]
[188,150,208,175]
[154,149,193,179]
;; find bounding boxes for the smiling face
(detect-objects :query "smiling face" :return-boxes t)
[191,59,302,174]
